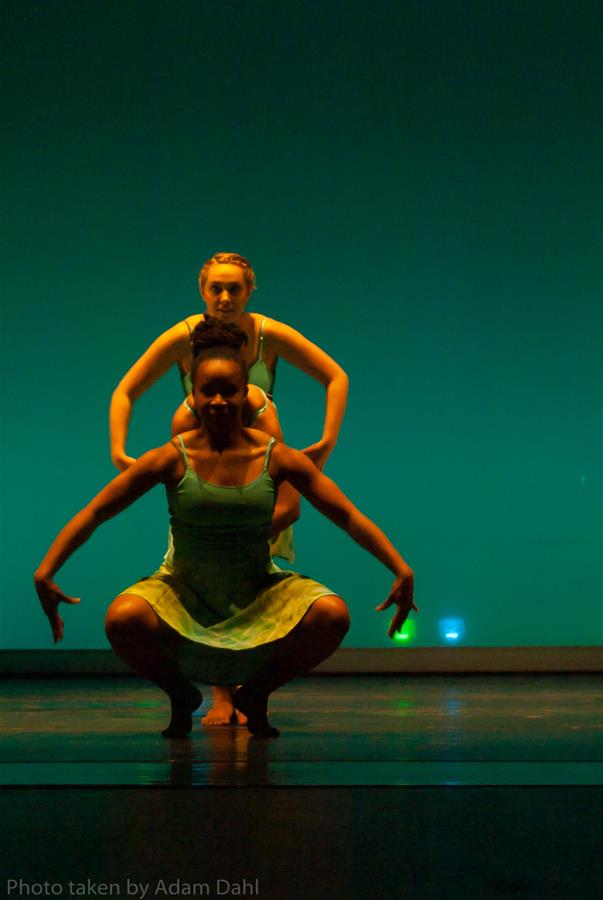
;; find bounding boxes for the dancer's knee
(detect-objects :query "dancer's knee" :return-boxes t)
[311,595,351,639]
[105,594,157,644]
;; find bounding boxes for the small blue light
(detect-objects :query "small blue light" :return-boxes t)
[439,618,465,643]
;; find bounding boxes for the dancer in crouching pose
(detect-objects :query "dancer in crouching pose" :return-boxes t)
[35,322,416,738]
[109,251,349,725]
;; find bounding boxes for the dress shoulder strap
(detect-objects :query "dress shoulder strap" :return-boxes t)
[184,318,193,338]
[263,436,276,471]
[174,434,190,468]
[248,387,269,425]
[256,317,267,359]
[184,397,198,419]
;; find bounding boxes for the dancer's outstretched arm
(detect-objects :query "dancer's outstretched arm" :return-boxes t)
[34,445,179,642]
[271,444,417,637]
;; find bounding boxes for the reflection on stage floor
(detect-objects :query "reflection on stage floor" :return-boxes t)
[2,675,601,900]
[1,674,601,786]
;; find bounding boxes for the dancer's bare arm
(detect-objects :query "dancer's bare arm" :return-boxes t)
[267,320,349,470]
[34,444,180,642]
[271,444,417,636]
[110,321,192,470]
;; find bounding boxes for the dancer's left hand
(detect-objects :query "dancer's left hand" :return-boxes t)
[34,575,80,644]
[376,569,418,638]
[301,440,331,471]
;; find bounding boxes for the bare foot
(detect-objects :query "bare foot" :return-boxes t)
[162,684,203,739]
[202,701,236,727]
[234,686,279,738]
[202,686,248,727]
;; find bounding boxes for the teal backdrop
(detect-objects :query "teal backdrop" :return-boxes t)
[2,0,601,650]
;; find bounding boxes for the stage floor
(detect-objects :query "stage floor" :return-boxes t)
[1,674,601,786]
[2,675,602,900]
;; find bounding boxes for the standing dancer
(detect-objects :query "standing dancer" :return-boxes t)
[109,252,349,724]
[36,321,416,739]
[110,252,347,480]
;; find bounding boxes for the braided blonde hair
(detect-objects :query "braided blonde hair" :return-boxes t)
[198,252,256,294]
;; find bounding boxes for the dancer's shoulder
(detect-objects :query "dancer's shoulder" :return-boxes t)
[268,441,312,474]
[146,439,185,472]
[249,313,290,343]
[135,317,194,363]
[259,317,341,374]
[182,313,205,333]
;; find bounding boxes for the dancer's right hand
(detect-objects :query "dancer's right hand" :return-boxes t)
[111,452,137,472]
[34,575,80,643]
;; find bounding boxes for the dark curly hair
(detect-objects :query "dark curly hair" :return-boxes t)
[190,315,249,384]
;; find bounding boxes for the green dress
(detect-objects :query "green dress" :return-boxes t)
[120,436,335,684]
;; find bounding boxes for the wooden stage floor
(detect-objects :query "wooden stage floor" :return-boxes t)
[1,674,602,899]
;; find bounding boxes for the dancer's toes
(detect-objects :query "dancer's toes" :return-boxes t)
[162,685,202,739]
[202,702,236,727]
[234,687,279,738]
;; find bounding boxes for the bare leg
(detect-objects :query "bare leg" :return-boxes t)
[202,685,248,727]
[105,594,202,738]
[234,595,350,737]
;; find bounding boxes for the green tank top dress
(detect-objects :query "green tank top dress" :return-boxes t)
[119,436,334,685]
[180,315,294,563]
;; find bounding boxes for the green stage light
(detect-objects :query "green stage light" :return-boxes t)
[393,619,416,644]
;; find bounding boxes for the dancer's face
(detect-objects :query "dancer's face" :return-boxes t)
[201,264,251,321]
[193,358,248,435]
